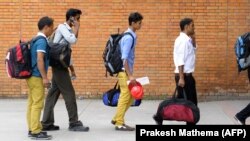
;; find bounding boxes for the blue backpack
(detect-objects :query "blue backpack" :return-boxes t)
[235,32,250,72]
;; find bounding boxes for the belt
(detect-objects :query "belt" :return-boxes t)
[175,73,192,76]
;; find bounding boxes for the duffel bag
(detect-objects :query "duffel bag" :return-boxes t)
[103,81,142,107]
[153,87,200,124]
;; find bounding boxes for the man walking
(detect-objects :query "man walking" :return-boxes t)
[111,12,143,131]
[173,18,198,125]
[42,8,89,132]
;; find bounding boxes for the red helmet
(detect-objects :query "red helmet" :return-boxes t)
[128,81,144,100]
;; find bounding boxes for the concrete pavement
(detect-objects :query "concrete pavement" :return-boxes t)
[0,99,249,141]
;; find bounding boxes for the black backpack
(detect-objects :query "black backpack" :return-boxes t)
[49,42,71,69]
[103,32,134,76]
[48,26,72,69]
[5,36,46,79]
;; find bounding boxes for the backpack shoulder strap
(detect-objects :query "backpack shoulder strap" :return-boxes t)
[27,35,47,45]
[33,35,47,43]
[122,32,135,49]
[29,36,47,69]
[48,27,57,43]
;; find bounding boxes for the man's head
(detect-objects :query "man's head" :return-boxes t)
[128,12,143,31]
[66,8,82,25]
[38,16,54,37]
[180,18,195,36]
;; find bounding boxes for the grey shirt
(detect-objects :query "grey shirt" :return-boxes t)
[53,22,77,66]
[53,22,77,46]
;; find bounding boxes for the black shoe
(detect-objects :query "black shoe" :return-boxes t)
[115,124,135,131]
[111,120,116,125]
[234,114,245,125]
[28,131,47,137]
[30,132,52,140]
[69,120,89,132]
[42,125,60,131]
[28,131,32,137]
[153,114,163,125]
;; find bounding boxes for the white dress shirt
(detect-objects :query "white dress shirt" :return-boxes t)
[173,32,196,73]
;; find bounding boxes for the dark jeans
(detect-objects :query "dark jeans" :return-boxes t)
[236,103,250,121]
[42,67,78,128]
[175,74,198,125]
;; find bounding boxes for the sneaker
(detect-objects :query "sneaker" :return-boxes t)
[28,131,47,137]
[42,125,60,131]
[30,132,52,140]
[28,131,32,137]
[153,114,163,125]
[71,76,76,80]
[111,120,116,125]
[234,114,245,125]
[69,120,89,132]
[115,124,135,131]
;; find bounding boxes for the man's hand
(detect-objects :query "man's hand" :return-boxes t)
[129,76,137,85]
[43,78,50,89]
[178,77,185,87]
[72,20,80,38]
[73,19,80,28]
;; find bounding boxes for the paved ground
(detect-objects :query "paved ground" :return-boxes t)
[0,99,249,141]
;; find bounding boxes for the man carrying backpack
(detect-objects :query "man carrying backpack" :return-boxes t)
[42,8,89,132]
[26,16,54,140]
[111,12,143,131]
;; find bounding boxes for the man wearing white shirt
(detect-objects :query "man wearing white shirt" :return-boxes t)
[173,18,198,125]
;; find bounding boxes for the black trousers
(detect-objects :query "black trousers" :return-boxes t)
[175,74,198,125]
[42,67,78,128]
[236,103,250,121]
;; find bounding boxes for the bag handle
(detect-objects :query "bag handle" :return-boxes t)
[107,81,120,106]
[172,86,187,100]
[113,81,120,89]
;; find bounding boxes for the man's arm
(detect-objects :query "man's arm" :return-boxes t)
[37,52,50,88]
[175,41,187,87]
[190,33,196,48]
[72,20,80,38]
[121,35,136,83]
[178,65,185,87]
[58,24,77,44]
[123,60,136,83]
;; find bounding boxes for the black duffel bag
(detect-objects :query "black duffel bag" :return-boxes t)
[153,88,200,125]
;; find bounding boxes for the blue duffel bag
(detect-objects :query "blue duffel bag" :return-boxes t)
[102,82,141,107]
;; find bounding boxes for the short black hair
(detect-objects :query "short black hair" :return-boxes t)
[66,8,82,21]
[180,18,193,31]
[38,16,54,30]
[128,12,143,26]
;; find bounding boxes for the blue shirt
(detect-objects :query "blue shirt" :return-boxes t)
[30,32,50,77]
[120,28,137,73]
